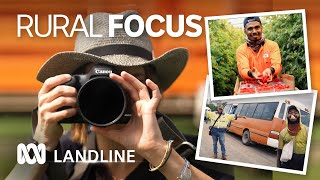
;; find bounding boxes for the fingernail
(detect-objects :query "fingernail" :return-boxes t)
[65,74,72,80]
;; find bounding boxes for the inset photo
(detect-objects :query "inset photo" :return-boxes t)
[205,9,311,99]
[196,90,317,175]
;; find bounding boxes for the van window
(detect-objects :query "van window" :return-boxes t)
[278,103,286,119]
[260,102,279,120]
[246,103,257,117]
[230,105,237,114]
[301,110,310,127]
[252,103,265,119]
[223,105,231,114]
[235,104,243,115]
[239,104,249,116]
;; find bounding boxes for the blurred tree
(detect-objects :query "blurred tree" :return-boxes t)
[263,13,307,90]
[206,103,216,111]
[209,20,244,96]
[206,101,227,112]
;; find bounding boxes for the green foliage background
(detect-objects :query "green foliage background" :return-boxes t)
[209,20,243,96]
[263,13,307,90]
[209,13,307,96]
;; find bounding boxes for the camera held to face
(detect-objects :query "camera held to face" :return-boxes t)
[59,64,132,127]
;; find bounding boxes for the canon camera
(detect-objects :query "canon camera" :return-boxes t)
[59,64,132,126]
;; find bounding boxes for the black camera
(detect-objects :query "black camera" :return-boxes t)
[59,64,132,126]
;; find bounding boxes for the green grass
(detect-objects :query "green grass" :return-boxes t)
[0,115,31,179]
[311,119,320,142]
[0,115,31,137]
[273,161,320,180]
[169,115,199,135]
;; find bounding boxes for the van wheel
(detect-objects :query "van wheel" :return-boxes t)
[242,130,251,145]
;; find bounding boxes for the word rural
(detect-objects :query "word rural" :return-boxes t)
[17,14,202,38]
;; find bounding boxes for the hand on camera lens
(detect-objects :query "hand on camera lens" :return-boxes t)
[34,74,77,151]
[91,71,165,162]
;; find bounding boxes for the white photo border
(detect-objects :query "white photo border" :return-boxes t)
[195,86,317,175]
[204,9,312,100]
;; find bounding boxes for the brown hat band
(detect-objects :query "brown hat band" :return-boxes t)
[85,44,153,60]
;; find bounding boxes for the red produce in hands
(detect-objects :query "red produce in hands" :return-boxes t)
[258,74,269,83]
[273,78,281,82]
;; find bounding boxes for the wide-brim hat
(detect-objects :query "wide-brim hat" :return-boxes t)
[37,10,188,92]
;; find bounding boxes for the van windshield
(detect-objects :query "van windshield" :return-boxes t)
[300,110,310,127]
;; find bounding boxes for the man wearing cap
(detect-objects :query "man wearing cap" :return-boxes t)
[208,106,235,160]
[236,16,282,83]
[277,105,308,171]
[7,11,222,180]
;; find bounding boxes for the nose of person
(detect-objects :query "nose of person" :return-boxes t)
[252,28,257,35]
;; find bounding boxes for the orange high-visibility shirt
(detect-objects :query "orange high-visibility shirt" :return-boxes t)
[236,39,282,80]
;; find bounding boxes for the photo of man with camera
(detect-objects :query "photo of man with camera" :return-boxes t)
[6,10,225,180]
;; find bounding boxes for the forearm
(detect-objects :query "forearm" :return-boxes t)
[270,43,282,76]
[236,49,253,80]
[270,64,282,76]
[160,150,212,180]
[239,68,254,80]
[6,163,48,180]
[146,141,212,180]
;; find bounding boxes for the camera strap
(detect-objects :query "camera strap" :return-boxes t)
[156,112,196,157]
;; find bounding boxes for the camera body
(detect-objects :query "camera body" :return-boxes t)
[60,64,132,127]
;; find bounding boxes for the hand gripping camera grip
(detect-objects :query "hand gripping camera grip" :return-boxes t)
[58,76,84,124]
[64,76,78,87]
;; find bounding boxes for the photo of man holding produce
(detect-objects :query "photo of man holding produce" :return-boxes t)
[206,10,310,97]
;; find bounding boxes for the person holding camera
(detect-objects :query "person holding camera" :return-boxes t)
[7,11,230,180]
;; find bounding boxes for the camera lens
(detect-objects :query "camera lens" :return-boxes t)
[78,77,126,126]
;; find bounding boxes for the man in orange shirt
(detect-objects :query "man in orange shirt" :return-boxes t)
[236,16,282,82]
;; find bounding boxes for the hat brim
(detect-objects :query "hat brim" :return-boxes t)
[37,48,188,92]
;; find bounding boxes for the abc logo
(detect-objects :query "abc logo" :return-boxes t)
[17,143,46,164]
